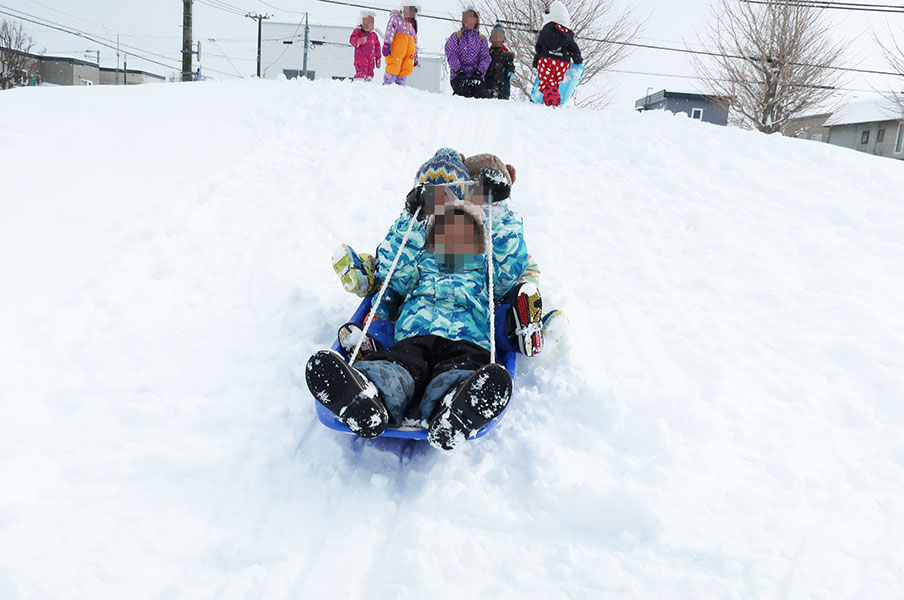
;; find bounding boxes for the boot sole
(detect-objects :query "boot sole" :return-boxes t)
[306,349,388,438]
[427,363,513,451]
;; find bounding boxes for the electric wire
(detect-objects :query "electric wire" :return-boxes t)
[313,0,904,77]
[263,17,305,75]
[195,0,247,17]
[741,0,904,13]
[0,3,239,77]
[4,0,900,86]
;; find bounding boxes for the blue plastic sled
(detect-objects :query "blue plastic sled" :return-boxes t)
[530,63,585,105]
[314,295,518,440]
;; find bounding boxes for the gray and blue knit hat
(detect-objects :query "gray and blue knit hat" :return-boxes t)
[491,23,505,41]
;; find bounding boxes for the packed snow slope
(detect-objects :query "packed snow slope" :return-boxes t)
[2,79,904,599]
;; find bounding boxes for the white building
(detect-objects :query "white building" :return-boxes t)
[260,20,447,94]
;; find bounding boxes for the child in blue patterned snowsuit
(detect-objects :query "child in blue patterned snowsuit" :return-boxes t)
[333,149,548,359]
[307,149,534,449]
[353,170,528,428]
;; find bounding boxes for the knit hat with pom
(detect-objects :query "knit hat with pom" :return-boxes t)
[413,148,471,201]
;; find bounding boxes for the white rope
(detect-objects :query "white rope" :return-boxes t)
[349,206,421,364]
[486,191,496,365]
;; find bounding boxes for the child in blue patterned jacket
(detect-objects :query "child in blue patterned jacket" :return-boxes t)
[333,149,549,359]
[306,176,528,450]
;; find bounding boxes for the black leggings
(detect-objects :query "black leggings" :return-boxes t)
[360,335,490,396]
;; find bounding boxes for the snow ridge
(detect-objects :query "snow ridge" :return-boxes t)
[1,79,903,598]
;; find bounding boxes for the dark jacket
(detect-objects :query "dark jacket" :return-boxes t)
[533,22,582,67]
[485,46,515,99]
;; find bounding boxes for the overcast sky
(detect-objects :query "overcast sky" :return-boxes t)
[3,0,902,110]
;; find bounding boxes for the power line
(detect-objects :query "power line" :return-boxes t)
[0,3,239,77]
[18,0,110,31]
[741,0,904,13]
[313,0,904,78]
[207,38,249,78]
[195,0,248,17]
[316,0,461,24]
[0,4,180,71]
[263,16,303,75]
[212,0,254,12]
[259,0,309,15]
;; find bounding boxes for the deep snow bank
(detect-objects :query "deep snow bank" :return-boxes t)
[1,79,904,599]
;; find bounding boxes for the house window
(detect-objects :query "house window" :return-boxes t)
[861,130,870,144]
[811,134,823,142]
[878,129,886,143]
[691,108,703,120]
[896,123,904,154]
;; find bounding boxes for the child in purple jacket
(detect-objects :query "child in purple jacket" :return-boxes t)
[444,8,491,98]
[349,12,381,81]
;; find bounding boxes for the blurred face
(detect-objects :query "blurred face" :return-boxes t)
[490,31,504,47]
[462,11,478,29]
[404,6,417,18]
[362,15,374,30]
[433,213,482,258]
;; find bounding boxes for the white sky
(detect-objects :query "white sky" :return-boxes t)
[3,0,903,110]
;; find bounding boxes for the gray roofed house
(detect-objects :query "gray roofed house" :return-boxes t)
[1,48,165,88]
[823,97,904,160]
[635,89,730,126]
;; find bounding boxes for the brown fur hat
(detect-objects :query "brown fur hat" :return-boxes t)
[463,153,517,186]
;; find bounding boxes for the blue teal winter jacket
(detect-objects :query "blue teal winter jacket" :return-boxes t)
[375,202,528,351]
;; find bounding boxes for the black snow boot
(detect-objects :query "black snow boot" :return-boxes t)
[427,363,513,451]
[306,349,389,438]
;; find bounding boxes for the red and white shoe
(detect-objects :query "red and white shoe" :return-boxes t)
[510,283,543,357]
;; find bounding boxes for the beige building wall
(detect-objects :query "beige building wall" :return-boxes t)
[99,68,165,85]
[782,114,831,143]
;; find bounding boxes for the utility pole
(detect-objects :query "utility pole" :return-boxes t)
[182,0,193,81]
[123,54,128,85]
[246,12,271,77]
[302,12,310,79]
[116,35,120,84]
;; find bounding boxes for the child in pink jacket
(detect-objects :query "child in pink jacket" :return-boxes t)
[349,12,381,81]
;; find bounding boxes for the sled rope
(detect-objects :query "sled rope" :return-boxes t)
[349,206,421,364]
[486,191,496,365]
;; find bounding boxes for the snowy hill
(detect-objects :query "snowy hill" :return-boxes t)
[2,79,904,599]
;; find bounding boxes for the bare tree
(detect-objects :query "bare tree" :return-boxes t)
[694,0,846,133]
[468,0,641,108]
[876,26,904,112]
[1,19,38,90]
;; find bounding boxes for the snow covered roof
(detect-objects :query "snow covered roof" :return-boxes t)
[824,97,904,127]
